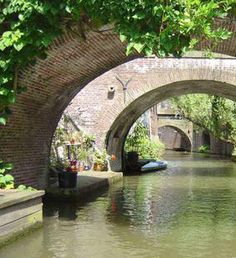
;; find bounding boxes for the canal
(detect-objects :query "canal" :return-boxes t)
[1,152,236,258]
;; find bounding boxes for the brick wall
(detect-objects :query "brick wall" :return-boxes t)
[192,130,234,155]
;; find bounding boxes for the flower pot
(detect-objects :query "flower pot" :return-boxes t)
[70,139,76,144]
[93,163,103,171]
[58,171,77,188]
[93,163,108,171]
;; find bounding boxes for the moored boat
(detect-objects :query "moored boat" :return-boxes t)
[141,160,168,173]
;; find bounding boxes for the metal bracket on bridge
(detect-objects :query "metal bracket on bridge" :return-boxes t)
[115,75,132,104]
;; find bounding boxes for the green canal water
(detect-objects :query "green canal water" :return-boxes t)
[1,152,236,258]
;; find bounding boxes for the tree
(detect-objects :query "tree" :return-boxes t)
[125,122,165,160]
[171,94,236,146]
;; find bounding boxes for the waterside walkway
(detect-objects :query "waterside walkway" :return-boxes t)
[46,171,123,200]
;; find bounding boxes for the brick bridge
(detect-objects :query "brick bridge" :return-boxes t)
[67,57,236,172]
[0,18,235,188]
[149,104,193,151]
[156,118,193,151]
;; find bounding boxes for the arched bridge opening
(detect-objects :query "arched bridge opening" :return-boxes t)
[106,79,236,171]
[158,125,192,152]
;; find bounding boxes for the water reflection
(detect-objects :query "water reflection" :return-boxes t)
[0,152,236,258]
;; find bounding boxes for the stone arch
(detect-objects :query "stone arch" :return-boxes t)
[157,125,192,152]
[64,58,236,171]
[156,118,193,151]
[67,58,236,146]
[0,17,235,188]
[105,79,236,171]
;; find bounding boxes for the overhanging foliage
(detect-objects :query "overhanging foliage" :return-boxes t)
[171,94,236,146]
[0,0,235,125]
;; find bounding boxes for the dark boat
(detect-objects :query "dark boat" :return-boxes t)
[141,161,168,173]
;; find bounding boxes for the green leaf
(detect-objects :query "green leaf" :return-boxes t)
[5,183,14,189]
[0,88,9,96]
[4,163,13,170]
[0,42,6,51]
[65,6,72,13]
[14,41,24,51]
[153,6,163,15]
[7,93,16,104]
[144,47,153,56]
[18,14,24,21]
[220,31,232,40]
[0,175,6,187]
[0,169,6,174]
[0,117,7,125]
[2,8,8,16]
[126,42,135,55]
[132,12,145,20]
[133,42,145,53]
[17,184,27,190]
[120,34,127,42]
[189,38,199,49]
[4,174,14,183]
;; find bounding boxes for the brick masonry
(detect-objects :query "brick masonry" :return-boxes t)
[0,18,235,188]
[66,58,236,172]
[156,118,193,149]
[158,127,191,151]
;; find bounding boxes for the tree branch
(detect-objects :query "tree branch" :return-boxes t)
[182,114,235,145]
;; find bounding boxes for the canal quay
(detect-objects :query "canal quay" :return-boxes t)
[0,2,236,258]
[0,171,123,246]
[45,171,123,200]
[0,190,45,248]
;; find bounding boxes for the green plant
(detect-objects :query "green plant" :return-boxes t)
[125,122,165,160]
[94,149,110,166]
[84,134,96,149]
[17,184,36,191]
[125,122,148,150]
[0,159,38,190]
[51,117,96,166]
[198,145,210,153]
[0,160,14,189]
[139,136,165,160]
[51,127,68,162]
[52,158,70,170]
[77,148,88,163]
[171,94,236,146]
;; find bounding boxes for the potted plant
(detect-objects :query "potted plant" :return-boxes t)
[77,149,88,172]
[76,134,95,171]
[93,149,110,171]
[57,159,78,188]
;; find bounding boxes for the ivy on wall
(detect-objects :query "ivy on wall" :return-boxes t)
[0,0,235,183]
